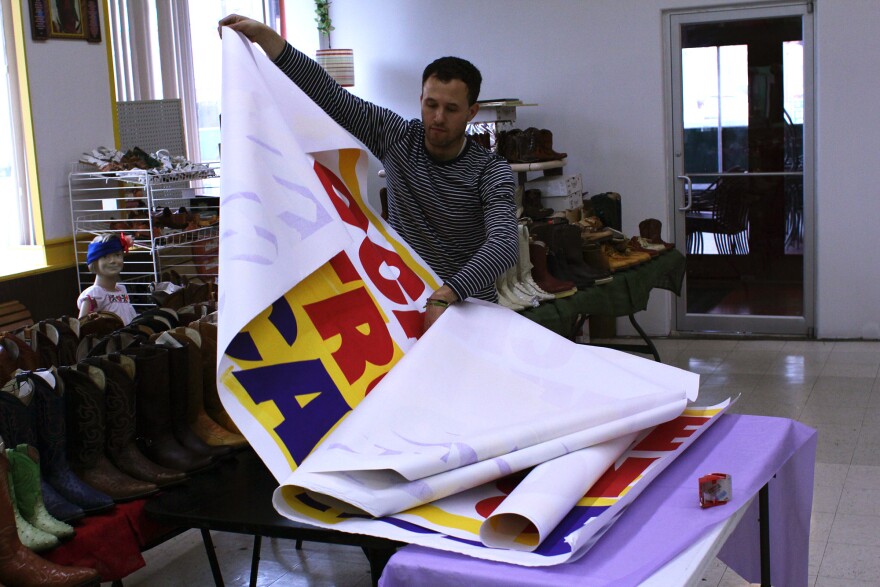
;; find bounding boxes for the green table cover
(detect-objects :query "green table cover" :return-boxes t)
[519,249,686,337]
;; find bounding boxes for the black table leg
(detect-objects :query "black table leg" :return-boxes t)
[576,313,662,362]
[362,546,398,587]
[201,528,225,586]
[627,314,661,362]
[759,482,771,586]
[250,535,262,587]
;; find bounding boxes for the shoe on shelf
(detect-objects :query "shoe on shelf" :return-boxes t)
[639,218,675,250]
[0,442,100,586]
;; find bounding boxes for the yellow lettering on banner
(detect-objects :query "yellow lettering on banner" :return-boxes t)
[224,258,406,467]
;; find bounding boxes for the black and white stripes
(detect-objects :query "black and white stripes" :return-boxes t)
[273,43,518,302]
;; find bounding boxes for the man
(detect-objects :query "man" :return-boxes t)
[219,15,519,331]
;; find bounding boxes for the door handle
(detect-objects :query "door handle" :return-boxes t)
[677,175,693,211]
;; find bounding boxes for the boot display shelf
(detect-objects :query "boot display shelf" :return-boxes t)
[68,163,220,309]
[467,100,536,151]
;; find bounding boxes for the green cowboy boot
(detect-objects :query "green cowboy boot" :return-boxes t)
[7,445,74,540]
[3,449,58,552]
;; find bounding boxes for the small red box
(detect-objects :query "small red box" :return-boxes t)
[699,473,732,508]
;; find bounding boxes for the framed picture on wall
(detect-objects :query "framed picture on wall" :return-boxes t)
[30,0,101,43]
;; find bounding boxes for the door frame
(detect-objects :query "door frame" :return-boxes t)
[663,2,815,336]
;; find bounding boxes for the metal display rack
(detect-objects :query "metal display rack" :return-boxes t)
[69,163,220,309]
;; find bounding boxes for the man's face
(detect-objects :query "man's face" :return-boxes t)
[420,75,479,160]
[96,251,124,278]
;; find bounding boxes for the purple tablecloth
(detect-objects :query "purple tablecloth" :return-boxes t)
[380,414,817,587]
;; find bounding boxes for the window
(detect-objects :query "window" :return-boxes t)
[109,0,280,162]
[0,0,33,250]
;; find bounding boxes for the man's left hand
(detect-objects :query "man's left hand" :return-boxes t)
[423,285,458,333]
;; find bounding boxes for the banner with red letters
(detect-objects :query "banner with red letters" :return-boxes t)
[217,31,715,567]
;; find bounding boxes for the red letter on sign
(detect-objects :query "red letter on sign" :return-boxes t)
[314,162,369,232]
[585,457,657,498]
[632,416,706,452]
[304,288,394,385]
[359,238,426,304]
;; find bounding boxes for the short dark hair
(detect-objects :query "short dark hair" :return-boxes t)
[422,57,482,106]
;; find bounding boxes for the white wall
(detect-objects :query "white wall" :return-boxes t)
[812,1,880,339]
[298,0,880,339]
[22,0,115,242]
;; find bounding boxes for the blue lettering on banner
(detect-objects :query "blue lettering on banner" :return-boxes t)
[232,358,350,464]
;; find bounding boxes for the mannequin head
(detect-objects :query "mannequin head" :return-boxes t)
[86,233,132,287]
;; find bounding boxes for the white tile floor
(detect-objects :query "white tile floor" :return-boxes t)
[110,338,880,587]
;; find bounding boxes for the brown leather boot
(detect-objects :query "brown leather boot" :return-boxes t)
[583,242,614,273]
[638,218,675,250]
[1,333,40,375]
[167,328,247,449]
[120,345,214,472]
[528,241,577,298]
[195,321,243,435]
[536,128,568,160]
[522,189,553,220]
[149,332,232,460]
[41,319,79,368]
[0,443,100,587]
[81,355,186,487]
[0,337,19,386]
[21,325,59,370]
[57,366,159,502]
[78,311,124,339]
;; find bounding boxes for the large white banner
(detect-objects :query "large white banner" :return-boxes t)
[217,31,713,567]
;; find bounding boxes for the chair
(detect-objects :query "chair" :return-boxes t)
[0,300,33,333]
[686,170,751,255]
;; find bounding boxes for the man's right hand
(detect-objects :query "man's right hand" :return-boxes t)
[218,14,285,60]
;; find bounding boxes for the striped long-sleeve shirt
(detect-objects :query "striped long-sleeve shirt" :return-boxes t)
[273,43,519,302]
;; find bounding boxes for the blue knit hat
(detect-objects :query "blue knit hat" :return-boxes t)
[86,236,125,265]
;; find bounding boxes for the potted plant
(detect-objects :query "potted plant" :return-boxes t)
[314,0,355,87]
[315,0,334,38]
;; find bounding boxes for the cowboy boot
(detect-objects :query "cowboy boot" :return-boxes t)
[559,224,614,287]
[639,217,675,250]
[1,333,40,373]
[0,338,19,387]
[58,366,158,502]
[0,418,58,551]
[515,225,555,302]
[120,345,213,472]
[85,331,143,359]
[0,387,83,523]
[0,373,39,449]
[167,328,247,449]
[42,319,79,368]
[6,445,74,540]
[528,240,577,298]
[30,369,115,514]
[81,355,186,487]
[137,307,180,329]
[531,223,578,285]
[22,325,60,369]
[536,128,568,161]
[183,279,214,306]
[0,444,100,587]
[78,311,124,340]
[150,332,231,460]
[194,320,244,436]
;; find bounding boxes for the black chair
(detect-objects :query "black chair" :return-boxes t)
[686,169,751,255]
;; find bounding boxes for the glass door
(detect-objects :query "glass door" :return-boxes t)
[668,4,814,335]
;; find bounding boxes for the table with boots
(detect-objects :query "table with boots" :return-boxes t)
[0,282,247,586]
[499,192,685,362]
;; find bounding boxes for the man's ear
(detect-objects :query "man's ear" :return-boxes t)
[467,102,480,122]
